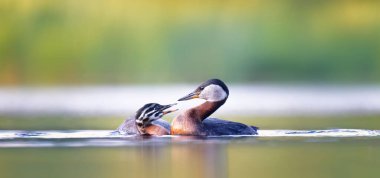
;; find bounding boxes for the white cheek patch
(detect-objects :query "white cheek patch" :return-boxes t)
[199,84,227,102]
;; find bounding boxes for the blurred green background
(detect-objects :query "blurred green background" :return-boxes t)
[1,0,380,85]
[1,2,380,178]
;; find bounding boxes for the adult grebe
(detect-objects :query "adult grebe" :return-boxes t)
[171,79,258,136]
[117,103,177,135]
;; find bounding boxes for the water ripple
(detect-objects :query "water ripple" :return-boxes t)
[0,129,379,140]
[0,129,379,148]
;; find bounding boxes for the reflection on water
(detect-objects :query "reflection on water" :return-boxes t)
[0,129,379,144]
[170,137,227,178]
[133,140,227,178]
[0,131,380,178]
[0,129,379,148]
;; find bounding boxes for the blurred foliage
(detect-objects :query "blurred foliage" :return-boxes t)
[0,0,380,85]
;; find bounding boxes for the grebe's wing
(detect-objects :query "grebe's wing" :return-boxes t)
[203,118,258,136]
[117,117,138,135]
[152,119,171,131]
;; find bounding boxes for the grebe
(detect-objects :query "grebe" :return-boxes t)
[171,79,258,136]
[117,103,177,135]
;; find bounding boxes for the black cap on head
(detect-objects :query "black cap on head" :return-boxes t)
[177,78,230,101]
[135,103,156,119]
[135,103,177,120]
[199,78,229,95]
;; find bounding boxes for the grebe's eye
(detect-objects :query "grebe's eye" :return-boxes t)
[199,86,204,90]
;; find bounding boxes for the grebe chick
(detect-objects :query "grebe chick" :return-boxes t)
[117,103,177,135]
[171,79,258,136]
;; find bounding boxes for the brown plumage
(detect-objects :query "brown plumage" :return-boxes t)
[171,79,258,136]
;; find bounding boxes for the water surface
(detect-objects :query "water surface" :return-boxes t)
[1,116,380,178]
[0,129,380,178]
[0,129,379,148]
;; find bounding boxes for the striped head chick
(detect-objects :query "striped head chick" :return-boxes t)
[135,103,177,134]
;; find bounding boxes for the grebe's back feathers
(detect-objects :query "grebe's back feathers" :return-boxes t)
[203,118,258,135]
[117,116,138,135]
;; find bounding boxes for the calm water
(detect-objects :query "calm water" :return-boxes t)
[1,129,380,178]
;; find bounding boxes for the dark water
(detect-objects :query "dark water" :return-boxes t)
[0,130,380,178]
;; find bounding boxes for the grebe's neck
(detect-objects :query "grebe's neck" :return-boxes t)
[189,98,227,122]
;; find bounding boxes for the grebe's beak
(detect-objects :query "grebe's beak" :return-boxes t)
[161,103,178,115]
[178,91,200,101]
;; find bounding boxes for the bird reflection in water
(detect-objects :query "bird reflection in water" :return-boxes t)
[132,136,227,178]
